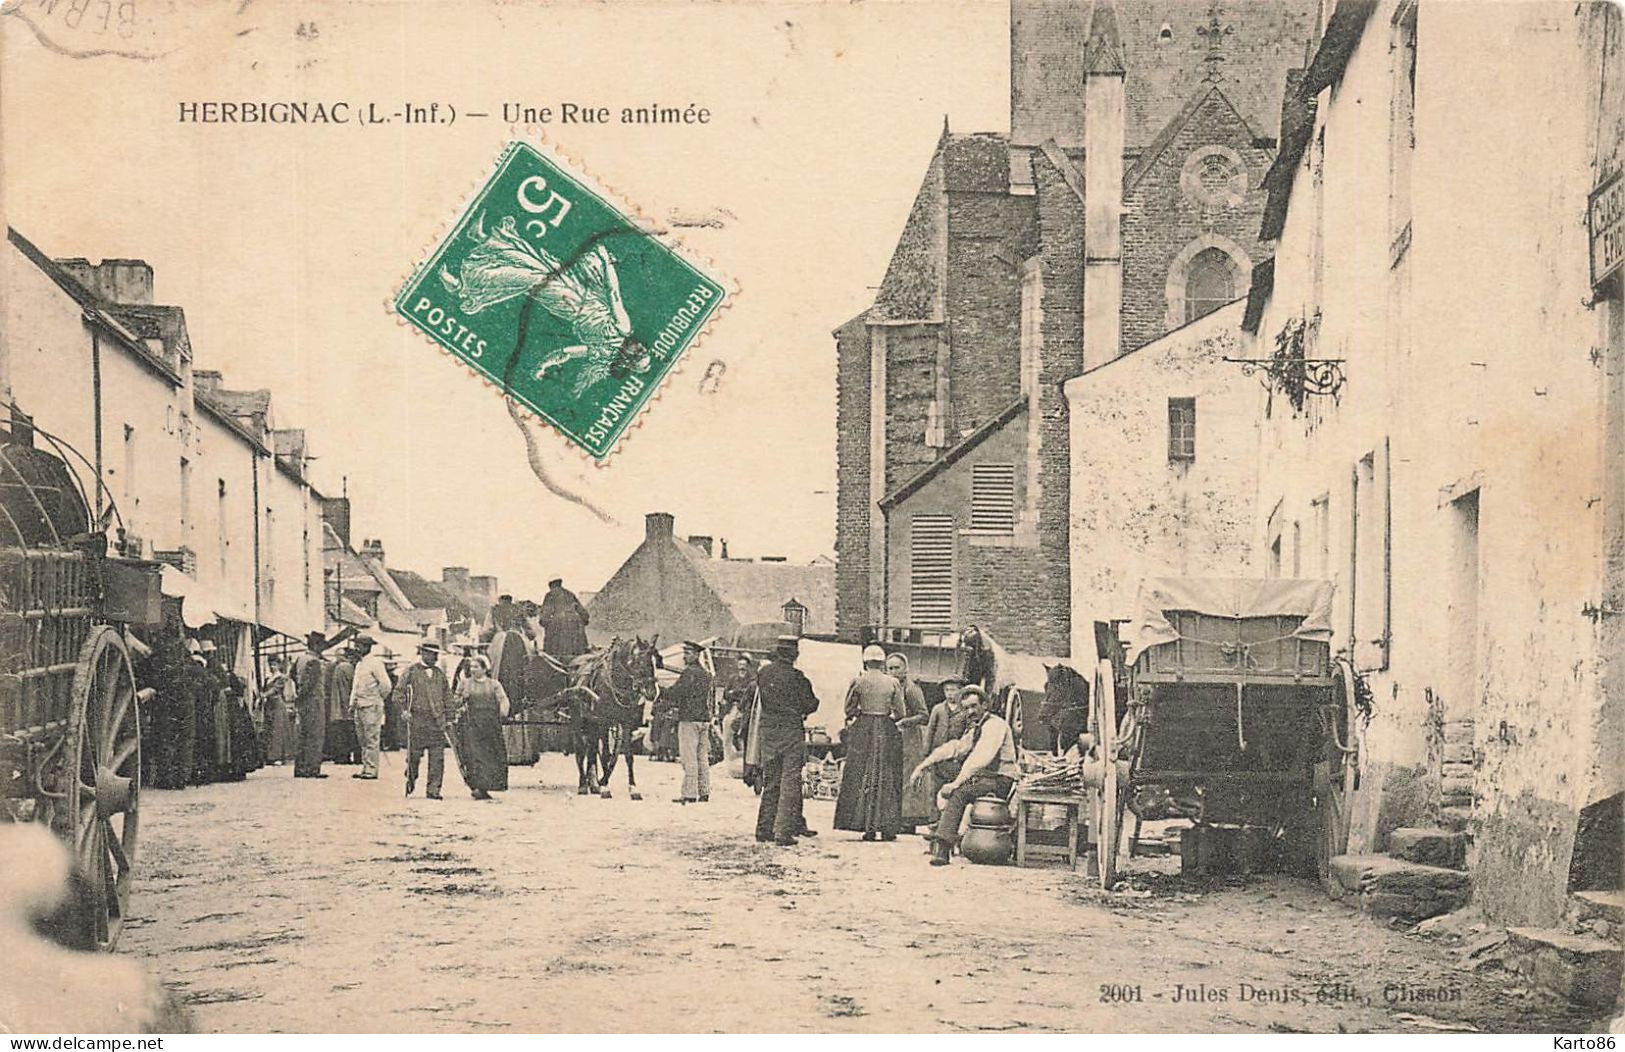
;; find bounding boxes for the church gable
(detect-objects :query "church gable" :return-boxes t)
[1120,86,1277,355]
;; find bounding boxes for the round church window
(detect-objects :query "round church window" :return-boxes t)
[1180,146,1248,209]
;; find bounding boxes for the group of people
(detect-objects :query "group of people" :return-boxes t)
[655,635,1022,866]
[831,645,1020,866]
[135,613,262,791]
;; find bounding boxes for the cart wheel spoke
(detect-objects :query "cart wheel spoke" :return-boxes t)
[109,736,139,773]
[106,688,134,751]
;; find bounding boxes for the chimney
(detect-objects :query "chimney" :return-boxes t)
[53,257,154,305]
[442,566,470,586]
[360,537,385,561]
[193,369,223,398]
[98,259,154,305]
[322,497,352,548]
[645,512,675,542]
[1082,0,1125,371]
[720,538,730,560]
[687,534,714,557]
[760,556,788,563]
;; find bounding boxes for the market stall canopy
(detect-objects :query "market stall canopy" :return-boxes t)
[1126,577,1335,665]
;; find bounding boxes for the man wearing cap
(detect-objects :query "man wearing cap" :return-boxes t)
[291,632,331,779]
[393,642,452,799]
[754,636,822,845]
[668,641,716,803]
[349,635,392,780]
[909,685,1021,866]
[539,578,590,659]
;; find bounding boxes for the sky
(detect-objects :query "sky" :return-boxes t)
[1,0,1009,595]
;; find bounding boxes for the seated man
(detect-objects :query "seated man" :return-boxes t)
[908,685,1021,866]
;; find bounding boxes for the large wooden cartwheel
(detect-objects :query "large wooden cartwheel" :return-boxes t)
[1089,658,1130,890]
[1314,658,1361,893]
[63,626,142,951]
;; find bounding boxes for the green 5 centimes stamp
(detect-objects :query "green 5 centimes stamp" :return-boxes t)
[394,141,727,461]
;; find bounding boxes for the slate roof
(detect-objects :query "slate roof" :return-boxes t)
[389,568,475,622]
[869,135,948,323]
[1301,0,1380,98]
[676,544,836,637]
[879,397,1026,510]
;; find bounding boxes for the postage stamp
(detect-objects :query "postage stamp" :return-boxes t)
[394,141,727,461]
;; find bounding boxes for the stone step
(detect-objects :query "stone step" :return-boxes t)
[1568,890,1625,943]
[1570,889,1625,926]
[1388,826,1470,870]
[1328,854,1472,922]
[1440,806,1473,832]
[1506,926,1623,1011]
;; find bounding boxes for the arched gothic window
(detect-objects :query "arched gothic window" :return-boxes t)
[1185,248,1235,323]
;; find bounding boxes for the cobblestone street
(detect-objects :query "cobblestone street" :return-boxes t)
[120,755,1606,1034]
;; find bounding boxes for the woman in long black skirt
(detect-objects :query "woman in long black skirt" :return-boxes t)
[453,655,511,800]
[833,645,908,840]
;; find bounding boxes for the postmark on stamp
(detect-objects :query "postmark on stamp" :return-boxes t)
[395,141,727,461]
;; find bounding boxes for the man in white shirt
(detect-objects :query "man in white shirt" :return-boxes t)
[908,685,1020,866]
[348,635,393,780]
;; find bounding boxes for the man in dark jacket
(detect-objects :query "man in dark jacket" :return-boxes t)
[669,640,715,804]
[539,578,590,658]
[754,636,821,845]
[292,632,331,778]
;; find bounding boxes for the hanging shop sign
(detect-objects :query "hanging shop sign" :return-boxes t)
[1589,172,1623,288]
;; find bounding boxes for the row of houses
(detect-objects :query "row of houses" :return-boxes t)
[0,227,506,679]
[839,0,1621,931]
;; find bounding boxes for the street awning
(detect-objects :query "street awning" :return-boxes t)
[160,565,216,629]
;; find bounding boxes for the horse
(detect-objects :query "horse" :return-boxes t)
[959,623,1026,744]
[518,635,660,798]
[1039,663,1092,753]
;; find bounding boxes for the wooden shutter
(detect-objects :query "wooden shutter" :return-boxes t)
[970,464,1016,532]
[909,515,955,631]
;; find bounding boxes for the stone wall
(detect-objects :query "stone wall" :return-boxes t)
[1065,302,1258,658]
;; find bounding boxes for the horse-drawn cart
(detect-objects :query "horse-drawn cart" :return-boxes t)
[0,416,161,949]
[1084,579,1361,890]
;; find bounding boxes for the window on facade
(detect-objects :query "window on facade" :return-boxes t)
[121,425,138,527]
[1168,398,1196,462]
[178,457,192,545]
[1292,521,1303,578]
[1311,494,1331,579]
[970,463,1017,532]
[1185,250,1234,323]
[909,514,955,631]
[1389,0,1417,263]
[1352,446,1392,671]
[217,479,229,579]
[263,507,276,602]
[1019,258,1043,397]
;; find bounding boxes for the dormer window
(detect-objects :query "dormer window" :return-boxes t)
[1159,22,1173,41]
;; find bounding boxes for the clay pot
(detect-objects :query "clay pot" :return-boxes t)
[960,796,1014,865]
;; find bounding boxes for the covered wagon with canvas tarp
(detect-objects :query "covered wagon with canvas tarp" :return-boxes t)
[1079,577,1364,889]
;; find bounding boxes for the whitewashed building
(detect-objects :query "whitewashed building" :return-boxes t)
[3,232,327,663]
[1244,0,1623,925]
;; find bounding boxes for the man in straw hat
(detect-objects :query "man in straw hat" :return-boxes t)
[349,635,391,780]
[393,641,452,799]
[292,631,331,778]
[753,635,822,845]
